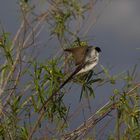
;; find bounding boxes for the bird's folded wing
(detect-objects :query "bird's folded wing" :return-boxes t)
[64,46,88,65]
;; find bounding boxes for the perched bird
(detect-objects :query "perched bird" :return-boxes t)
[64,46,101,75]
[38,46,101,112]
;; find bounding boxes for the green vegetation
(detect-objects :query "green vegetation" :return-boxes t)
[0,0,139,139]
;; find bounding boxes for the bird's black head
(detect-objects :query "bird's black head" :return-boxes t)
[95,47,101,52]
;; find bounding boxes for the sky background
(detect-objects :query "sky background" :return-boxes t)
[0,0,140,68]
[0,0,140,138]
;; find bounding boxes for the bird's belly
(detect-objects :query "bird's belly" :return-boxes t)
[77,62,97,74]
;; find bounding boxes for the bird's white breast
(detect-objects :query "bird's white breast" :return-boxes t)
[77,60,98,74]
[76,48,99,75]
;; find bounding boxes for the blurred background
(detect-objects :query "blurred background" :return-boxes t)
[0,0,140,139]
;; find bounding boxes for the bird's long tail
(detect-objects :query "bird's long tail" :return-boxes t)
[38,64,84,113]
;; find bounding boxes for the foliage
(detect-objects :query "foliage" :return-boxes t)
[0,0,139,140]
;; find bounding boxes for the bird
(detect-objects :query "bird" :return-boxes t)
[38,46,101,113]
[64,46,101,75]
[57,46,101,89]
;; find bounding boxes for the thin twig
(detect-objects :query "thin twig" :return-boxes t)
[62,83,140,139]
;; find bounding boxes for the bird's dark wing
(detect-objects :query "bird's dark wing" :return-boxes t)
[64,46,88,65]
